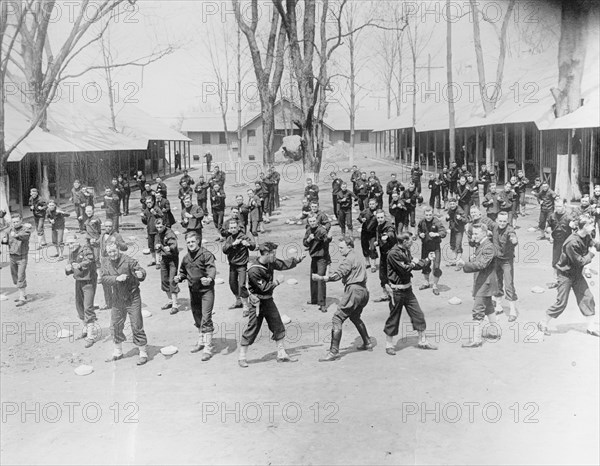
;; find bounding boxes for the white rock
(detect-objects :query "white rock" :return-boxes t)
[281,314,292,325]
[215,277,225,284]
[531,286,545,294]
[160,345,178,356]
[286,278,298,285]
[448,297,462,305]
[74,365,94,376]
[527,227,537,232]
[142,248,151,255]
[142,309,152,318]
[58,329,73,339]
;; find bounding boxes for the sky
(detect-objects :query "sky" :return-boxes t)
[9,0,597,125]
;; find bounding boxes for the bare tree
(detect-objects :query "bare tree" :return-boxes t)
[550,0,595,200]
[0,0,174,215]
[469,0,516,170]
[233,0,287,167]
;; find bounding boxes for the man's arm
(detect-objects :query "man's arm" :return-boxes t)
[463,243,495,273]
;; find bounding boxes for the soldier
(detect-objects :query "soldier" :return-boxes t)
[180,196,204,241]
[336,182,356,235]
[386,173,404,207]
[140,182,155,207]
[354,172,369,212]
[178,180,193,210]
[99,219,127,310]
[389,191,406,235]
[401,182,419,234]
[330,172,343,218]
[515,169,529,216]
[141,195,164,267]
[466,173,480,208]
[481,182,501,221]
[535,181,558,239]
[460,223,500,348]
[82,205,102,264]
[545,199,572,290]
[237,242,305,368]
[46,200,69,260]
[428,174,443,216]
[117,174,130,216]
[306,201,331,233]
[1,213,32,306]
[497,182,515,225]
[374,210,396,302]
[479,165,492,195]
[156,218,180,314]
[417,207,447,295]
[174,232,217,360]
[246,188,261,240]
[204,151,212,173]
[210,182,226,234]
[410,161,423,194]
[357,198,379,271]
[384,232,438,355]
[110,177,123,202]
[102,186,121,232]
[65,238,98,347]
[253,180,266,232]
[222,218,255,314]
[350,165,361,193]
[449,161,460,195]
[194,175,210,214]
[133,170,146,196]
[101,242,149,365]
[456,175,472,213]
[489,211,520,320]
[29,187,48,249]
[591,185,600,235]
[70,180,86,232]
[270,166,281,209]
[304,215,331,312]
[154,191,176,228]
[180,168,195,187]
[220,207,246,238]
[312,236,372,362]
[539,215,600,338]
[304,178,319,204]
[210,165,225,189]
[155,177,168,198]
[367,175,383,209]
[441,167,451,204]
[446,197,467,268]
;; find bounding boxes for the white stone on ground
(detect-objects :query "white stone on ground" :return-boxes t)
[160,345,178,356]
[448,297,462,305]
[281,314,292,325]
[286,278,298,285]
[215,277,225,284]
[531,286,545,293]
[142,309,152,318]
[74,365,94,376]
[57,329,72,339]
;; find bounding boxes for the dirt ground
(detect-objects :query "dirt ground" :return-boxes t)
[1,157,598,465]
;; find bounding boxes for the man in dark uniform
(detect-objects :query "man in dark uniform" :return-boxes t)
[237,242,305,368]
[479,165,492,196]
[354,172,369,212]
[1,213,32,306]
[536,181,558,238]
[210,182,226,234]
[410,162,423,194]
[304,215,331,312]
[306,201,331,233]
[204,151,213,173]
[180,169,195,187]
[312,236,372,361]
[386,173,404,208]
[99,219,127,310]
[175,150,182,171]
[181,196,204,241]
[401,182,419,234]
[195,175,210,214]
[154,191,176,228]
[140,182,155,207]
[446,197,467,267]
[374,210,396,302]
[133,170,146,196]
[29,187,48,249]
[270,166,281,209]
[178,180,193,210]
[417,207,446,295]
[222,218,255,314]
[155,177,168,198]
[545,198,573,290]
[481,182,500,221]
[70,180,86,232]
[350,165,360,193]
[460,223,500,348]
[490,211,519,320]
[358,198,379,271]
[336,182,356,235]
[367,176,383,209]
[304,178,319,204]
[384,232,438,354]
[82,205,102,264]
[117,174,131,216]
[66,238,98,348]
[389,191,406,235]
[100,242,149,365]
[102,186,121,232]
[330,172,343,217]
[174,232,218,361]
[539,215,600,337]
[449,161,460,196]
[156,218,180,314]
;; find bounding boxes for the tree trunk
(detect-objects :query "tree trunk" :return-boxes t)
[262,100,275,167]
[0,160,10,218]
[447,0,456,164]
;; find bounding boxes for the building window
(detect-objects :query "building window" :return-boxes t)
[360,131,370,143]
[343,131,351,143]
[247,129,256,143]
[219,132,226,144]
[202,132,211,144]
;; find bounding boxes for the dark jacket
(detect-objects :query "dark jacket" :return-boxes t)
[100,231,128,258]
[157,227,179,261]
[178,247,217,291]
[547,211,572,242]
[336,190,356,211]
[491,224,518,261]
[462,238,498,297]
[303,225,331,259]
[69,243,97,281]
[358,208,378,235]
[141,206,164,235]
[210,187,226,211]
[46,210,69,230]
[222,232,255,266]
[99,254,146,307]
[418,218,447,249]
[84,214,102,242]
[537,188,558,212]
[29,195,48,218]
[304,184,319,203]
[482,192,500,216]
[181,205,204,231]
[376,220,396,255]
[447,206,467,232]
[555,233,597,277]
[2,224,32,256]
[247,257,301,299]
[386,243,430,286]
[103,192,121,216]
[194,182,210,201]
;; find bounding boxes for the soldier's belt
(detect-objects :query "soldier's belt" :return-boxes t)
[390,283,412,290]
